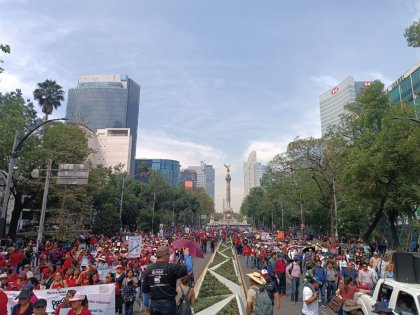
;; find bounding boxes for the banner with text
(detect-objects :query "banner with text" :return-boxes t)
[6,284,115,315]
[128,235,142,258]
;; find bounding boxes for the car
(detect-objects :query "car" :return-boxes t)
[355,278,420,315]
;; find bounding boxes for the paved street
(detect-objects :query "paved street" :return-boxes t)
[236,252,336,315]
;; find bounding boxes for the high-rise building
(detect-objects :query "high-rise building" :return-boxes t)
[386,61,420,118]
[134,159,180,188]
[66,74,140,175]
[243,151,267,198]
[319,76,371,135]
[185,162,215,202]
[180,169,198,190]
[87,128,132,173]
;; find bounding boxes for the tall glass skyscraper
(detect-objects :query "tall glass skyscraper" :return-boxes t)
[134,159,180,188]
[66,75,140,175]
[386,61,420,118]
[243,151,267,198]
[319,76,371,136]
[185,162,215,202]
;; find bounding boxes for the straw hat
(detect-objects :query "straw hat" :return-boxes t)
[247,272,266,285]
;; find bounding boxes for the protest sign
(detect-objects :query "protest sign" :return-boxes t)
[128,236,142,258]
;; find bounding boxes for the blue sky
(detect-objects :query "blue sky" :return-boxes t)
[1,0,419,211]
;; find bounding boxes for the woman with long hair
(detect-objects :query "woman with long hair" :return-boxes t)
[105,273,122,315]
[55,290,76,315]
[50,272,68,289]
[89,273,102,285]
[335,278,370,315]
[67,268,82,287]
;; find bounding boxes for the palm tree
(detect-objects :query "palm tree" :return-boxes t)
[33,79,65,121]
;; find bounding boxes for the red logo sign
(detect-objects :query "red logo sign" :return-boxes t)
[363,81,371,87]
[331,87,339,95]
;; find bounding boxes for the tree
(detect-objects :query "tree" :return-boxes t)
[338,81,420,246]
[6,123,91,239]
[404,19,420,47]
[33,80,65,121]
[0,44,10,74]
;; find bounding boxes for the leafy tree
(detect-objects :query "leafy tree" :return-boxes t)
[0,44,10,74]
[33,80,65,121]
[7,123,91,239]
[338,81,420,246]
[404,19,420,47]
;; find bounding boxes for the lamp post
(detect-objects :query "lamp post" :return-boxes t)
[0,118,67,237]
[392,116,420,124]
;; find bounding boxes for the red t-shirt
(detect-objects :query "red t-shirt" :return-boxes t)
[339,284,359,301]
[67,306,92,315]
[0,290,8,315]
[275,259,287,273]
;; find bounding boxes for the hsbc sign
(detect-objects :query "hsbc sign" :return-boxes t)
[363,81,371,87]
[331,87,339,95]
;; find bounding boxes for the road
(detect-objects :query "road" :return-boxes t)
[236,254,336,315]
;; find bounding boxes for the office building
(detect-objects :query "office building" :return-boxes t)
[134,159,180,188]
[66,74,140,175]
[319,76,371,135]
[386,61,420,118]
[185,162,215,202]
[180,169,198,190]
[243,151,267,198]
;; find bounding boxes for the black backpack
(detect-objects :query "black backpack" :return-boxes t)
[176,286,192,315]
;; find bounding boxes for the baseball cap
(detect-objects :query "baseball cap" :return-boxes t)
[33,299,47,308]
[69,291,86,301]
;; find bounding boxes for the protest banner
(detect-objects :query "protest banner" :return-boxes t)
[6,284,115,315]
[97,266,117,281]
[128,235,142,258]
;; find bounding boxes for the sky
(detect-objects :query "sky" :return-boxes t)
[1,0,420,212]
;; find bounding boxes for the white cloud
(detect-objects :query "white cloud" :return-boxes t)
[0,72,34,94]
[310,75,339,91]
[243,138,290,164]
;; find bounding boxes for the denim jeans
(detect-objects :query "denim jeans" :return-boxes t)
[150,299,176,315]
[291,277,300,302]
[246,256,253,266]
[318,283,326,305]
[124,302,134,315]
[278,273,286,295]
[326,281,337,303]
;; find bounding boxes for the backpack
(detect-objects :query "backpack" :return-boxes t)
[252,284,274,315]
[122,284,136,303]
[176,286,192,315]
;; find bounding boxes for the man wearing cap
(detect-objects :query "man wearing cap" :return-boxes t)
[142,246,192,315]
[32,299,47,315]
[11,288,33,315]
[371,301,393,315]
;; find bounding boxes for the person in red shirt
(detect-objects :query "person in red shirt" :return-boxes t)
[50,272,67,289]
[67,291,92,315]
[67,268,81,287]
[55,290,76,315]
[12,272,28,290]
[0,288,7,315]
[274,254,287,298]
[62,252,74,272]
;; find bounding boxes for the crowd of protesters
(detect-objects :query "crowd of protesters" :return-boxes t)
[0,226,226,315]
[232,230,404,314]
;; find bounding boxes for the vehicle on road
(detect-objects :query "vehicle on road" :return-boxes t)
[355,278,420,315]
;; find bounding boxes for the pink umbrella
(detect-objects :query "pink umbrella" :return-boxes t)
[171,239,204,258]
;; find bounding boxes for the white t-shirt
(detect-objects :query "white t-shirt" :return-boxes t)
[302,286,318,315]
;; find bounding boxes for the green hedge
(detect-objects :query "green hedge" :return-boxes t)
[216,297,240,315]
[214,258,238,284]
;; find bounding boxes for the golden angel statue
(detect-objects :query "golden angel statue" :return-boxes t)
[224,164,231,173]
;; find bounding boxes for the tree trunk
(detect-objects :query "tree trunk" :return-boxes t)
[8,191,35,241]
[387,208,401,249]
[362,206,383,242]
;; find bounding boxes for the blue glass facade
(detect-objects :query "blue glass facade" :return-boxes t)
[66,75,140,175]
[134,159,180,188]
[386,62,420,118]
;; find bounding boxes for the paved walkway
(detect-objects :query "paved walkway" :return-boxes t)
[236,253,335,315]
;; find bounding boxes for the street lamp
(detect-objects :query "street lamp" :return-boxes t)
[0,118,67,237]
[392,116,420,124]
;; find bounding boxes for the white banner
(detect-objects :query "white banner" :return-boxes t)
[6,284,115,315]
[128,236,142,258]
[97,267,117,281]
[261,232,270,241]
